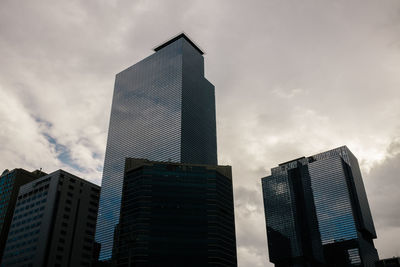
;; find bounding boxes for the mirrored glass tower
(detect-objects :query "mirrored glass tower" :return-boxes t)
[96,33,217,260]
[261,146,379,267]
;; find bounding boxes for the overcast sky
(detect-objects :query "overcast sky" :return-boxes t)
[1,0,399,266]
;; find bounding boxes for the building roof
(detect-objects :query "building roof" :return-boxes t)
[124,158,231,179]
[153,32,204,55]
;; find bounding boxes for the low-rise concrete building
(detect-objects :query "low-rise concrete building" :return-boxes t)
[0,168,45,263]
[1,169,100,267]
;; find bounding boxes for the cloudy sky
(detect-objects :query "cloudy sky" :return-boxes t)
[1,0,399,265]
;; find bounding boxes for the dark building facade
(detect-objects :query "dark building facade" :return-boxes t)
[0,168,45,264]
[376,257,400,267]
[1,170,100,267]
[113,158,237,267]
[96,33,218,260]
[262,146,379,267]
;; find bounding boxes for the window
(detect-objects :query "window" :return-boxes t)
[83,245,91,251]
[85,230,94,236]
[90,187,100,193]
[88,208,97,213]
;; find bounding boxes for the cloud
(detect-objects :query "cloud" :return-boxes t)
[0,85,57,171]
[234,186,269,266]
[1,0,400,266]
[366,138,400,258]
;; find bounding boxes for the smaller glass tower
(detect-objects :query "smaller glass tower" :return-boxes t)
[262,146,379,266]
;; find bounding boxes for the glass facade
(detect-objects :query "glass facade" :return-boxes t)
[308,157,358,245]
[114,159,236,267]
[262,146,379,266]
[262,160,324,266]
[96,34,217,260]
[262,170,301,262]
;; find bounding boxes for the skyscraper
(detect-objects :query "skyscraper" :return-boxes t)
[261,146,379,267]
[96,33,218,260]
[1,169,100,267]
[113,158,237,266]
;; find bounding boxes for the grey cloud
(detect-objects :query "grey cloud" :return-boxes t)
[368,152,400,228]
[366,139,400,255]
[1,0,400,266]
[235,186,264,216]
[234,186,270,266]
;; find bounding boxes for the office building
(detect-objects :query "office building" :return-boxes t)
[1,170,100,267]
[376,257,400,267]
[262,146,379,266]
[96,33,218,260]
[0,168,45,263]
[113,158,237,266]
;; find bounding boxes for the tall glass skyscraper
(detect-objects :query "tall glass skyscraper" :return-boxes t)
[96,33,218,260]
[261,146,379,267]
